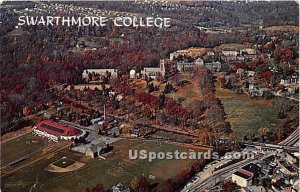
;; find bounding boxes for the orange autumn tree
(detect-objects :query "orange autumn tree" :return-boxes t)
[197,128,215,145]
[22,106,32,117]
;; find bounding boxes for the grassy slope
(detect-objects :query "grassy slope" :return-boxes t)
[215,85,284,139]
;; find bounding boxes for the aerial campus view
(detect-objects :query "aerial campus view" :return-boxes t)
[0,1,299,192]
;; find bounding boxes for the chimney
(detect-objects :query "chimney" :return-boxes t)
[104,104,106,121]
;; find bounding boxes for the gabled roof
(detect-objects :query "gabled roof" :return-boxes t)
[86,142,108,153]
[35,120,82,137]
[233,170,253,180]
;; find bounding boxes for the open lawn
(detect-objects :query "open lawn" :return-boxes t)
[215,86,284,139]
[168,73,203,108]
[263,25,298,32]
[135,73,203,112]
[1,134,45,166]
[1,139,205,192]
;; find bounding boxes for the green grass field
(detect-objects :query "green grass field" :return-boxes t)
[1,139,204,192]
[1,134,45,166]
[53,158,76,168]
[216,87,284,139]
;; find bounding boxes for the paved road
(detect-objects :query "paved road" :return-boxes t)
[181,152,272,192]
[279,127,299,146]
[182,158,256,192]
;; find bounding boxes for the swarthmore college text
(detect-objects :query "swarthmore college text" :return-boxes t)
[18,16,172,28]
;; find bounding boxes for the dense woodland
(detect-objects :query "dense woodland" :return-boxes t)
[0,1,299,134]
[70,1,299,27]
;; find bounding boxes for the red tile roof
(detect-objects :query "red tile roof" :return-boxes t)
[35,120,82,137]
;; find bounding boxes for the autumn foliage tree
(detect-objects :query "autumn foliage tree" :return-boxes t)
[22,106,32,117]
[130,177,139,192]
[85,184,104,192]
[274,47,295,63]
[155,160,206,192]
[136,92,159,109]
[223,180,240,192]
[138,176,149,192]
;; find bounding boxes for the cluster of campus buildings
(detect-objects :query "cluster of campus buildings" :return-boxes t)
[79,46,298,101]
[32,119,115,158]
[232,153,299,192]
[80,46,262,81]
[32,105,120,158]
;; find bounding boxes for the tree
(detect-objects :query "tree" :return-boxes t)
[163,82,173,94]
[274,47,295,63]
[85,183,104,192]
[218,77,226,88]
[274,98,292,119]
[93,184,104,192]
[138,176,149,192]
[130,177,139,192]
[157,112,167,125]
[197,128,214,145]
[276,129,286,141]
[155,179,174,192]
[136,92,159,109]
[155,160,208,192]
[111,98,120,109]
[22,105,32,116]
[261,178,272,188]
[258,127,269,141]
[146,82,154,93]
[261,70,273,82]
[157,93,165,109]
[223,180,239,192]
[275,103,285,119]
[232,61,247,71]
